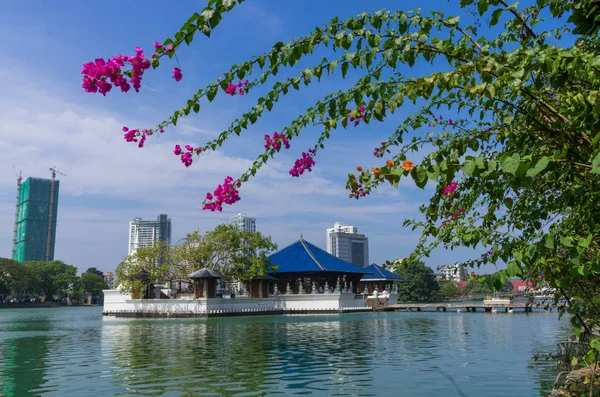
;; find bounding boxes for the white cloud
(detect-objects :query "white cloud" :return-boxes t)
[0,65,429,271]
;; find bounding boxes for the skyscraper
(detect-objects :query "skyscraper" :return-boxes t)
[230,213,256,232]
[326,222,369,268]
[128,214,172,255]
[13,177,60,262]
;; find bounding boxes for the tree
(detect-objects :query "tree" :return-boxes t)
[90,0,600,340]
[80,273,108,296]
[84,267,104,277]
[178,224,277,282]
[463,281,493,298]
[29,261,77,301]
[394,260,439,302]
[115,242,175,298]
[437,280,459,298]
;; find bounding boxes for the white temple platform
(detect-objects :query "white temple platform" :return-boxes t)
[103,289,399,317]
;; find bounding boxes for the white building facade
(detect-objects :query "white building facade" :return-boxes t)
[128,214,172,255]
[104,272,115,289]
[326,222,369,268]
[440,264,467,282]
[230,213,256,232]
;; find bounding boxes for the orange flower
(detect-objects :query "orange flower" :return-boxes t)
[386,160,394,168]
[402,160,415,171]
[373,167,381,178]
[356,166,363,172]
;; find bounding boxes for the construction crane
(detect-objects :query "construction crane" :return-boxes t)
[12,167,22,260]
[47,166,66,262]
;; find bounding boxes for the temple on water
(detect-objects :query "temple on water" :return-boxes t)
[102,237,403,317]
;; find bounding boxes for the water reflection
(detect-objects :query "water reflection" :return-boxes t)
[102,316,380,396]
[0,308,567,397]
[0,335,50,396]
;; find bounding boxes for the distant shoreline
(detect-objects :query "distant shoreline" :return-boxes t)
[0,303,101,309]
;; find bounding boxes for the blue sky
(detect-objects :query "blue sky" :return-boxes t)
[0,0,514,273]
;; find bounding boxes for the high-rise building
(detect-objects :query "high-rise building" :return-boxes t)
[326,222,369,268]
[440,264,467,282]
[13,177,60,262]
[128,214,172,255]
[230,213,256,232]
[104,272,115,289]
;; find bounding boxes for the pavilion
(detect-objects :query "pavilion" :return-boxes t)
[357,263,403,294]
[267,237,369,294]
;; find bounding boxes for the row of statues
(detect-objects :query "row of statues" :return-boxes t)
[233,281,400,296]
[276,280,350,295]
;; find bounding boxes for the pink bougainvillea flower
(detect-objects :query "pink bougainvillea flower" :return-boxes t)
[172,67,183,82]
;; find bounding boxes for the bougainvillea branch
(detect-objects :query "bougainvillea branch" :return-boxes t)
[91,0,600,348]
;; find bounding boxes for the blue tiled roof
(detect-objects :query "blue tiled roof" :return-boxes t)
[268,238,369,274]
[360,264,403,281]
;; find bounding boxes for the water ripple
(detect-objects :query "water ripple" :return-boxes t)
[0,308,570,396]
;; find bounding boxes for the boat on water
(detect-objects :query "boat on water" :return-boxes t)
[483,296,512,305]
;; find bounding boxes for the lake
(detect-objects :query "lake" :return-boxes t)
[0,307,570,396]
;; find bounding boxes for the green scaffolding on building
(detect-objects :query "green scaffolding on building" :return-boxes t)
[13,177,60,262]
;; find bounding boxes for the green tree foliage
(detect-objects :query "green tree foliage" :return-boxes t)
[115,241,176,298]
[84,267,104,277]
[115,225,277,295]
[0,258,80,300]
[463,280,494,297]
[437,280,460,298]
[32,261,78,300]
[394,260,439,301]
[463,277,514,297]
[80,272,108,296]
[179,224,277,282]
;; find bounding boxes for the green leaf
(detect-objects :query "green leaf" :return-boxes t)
[544,235,555,250]
[526,156,549,177]
[462,161,476,177]
[477,0,490,16]
[446,16,460,26]
[506,261,521,277]
[411,167,428,189]
[499,154,520,175]
[590,338,600,352]
[560,237,574,247]
[206,86,218,102]
[490,9,503,26]
[341,62,349,78]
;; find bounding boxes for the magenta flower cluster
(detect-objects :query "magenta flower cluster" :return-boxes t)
[443,181,458,197]
[173,144,201,167]
[172,67,183,82]
[122,126,164,146]
[373,142,387,158]
[225,80,249,96]
[349,184,368,199]
[289,149,316,177]
[123,126,154,148]
[441,207,464,228]
[429,114,453,128]
[202,176,242,212]
[81,47,151,95]
[264,132,290,152]
[349,105,366,127]
[481,248,494,259]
